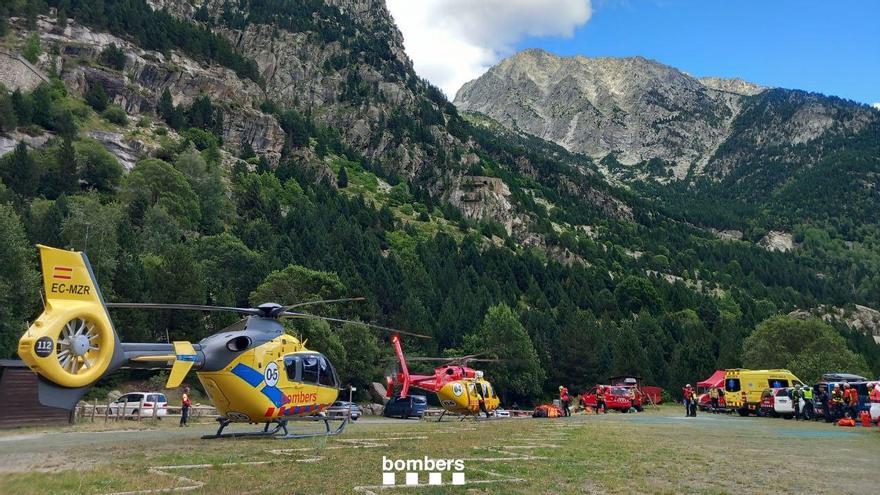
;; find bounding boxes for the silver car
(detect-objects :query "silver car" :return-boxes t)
[108,392,168,418]
[325,401,362,420]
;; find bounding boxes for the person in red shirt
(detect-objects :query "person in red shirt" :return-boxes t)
[559,386,571,417]
[843,383,859,419]
[595,385,606,414]
[180,386,192,427]
[869,382,880,423]
[682,384,694,417]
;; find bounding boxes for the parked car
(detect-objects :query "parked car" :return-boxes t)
[109,392,168,418]
[325,401,362,420]
[758,388,779,417]
[579,386,641,412]
[383,394,428,419]
[493,408,510,418]
[759,388,811,419]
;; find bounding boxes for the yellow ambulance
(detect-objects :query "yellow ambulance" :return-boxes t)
[723,368,804,416]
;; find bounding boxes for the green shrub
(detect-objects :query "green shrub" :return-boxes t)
[100,43,127,71]
[22,33,42,64]
[102,105,128,125]
[85,84,108,112]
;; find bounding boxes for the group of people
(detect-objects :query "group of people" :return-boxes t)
[558,384,611,416]
[819,382,864,422]
[682,384,727,416]
[787,384,813,420]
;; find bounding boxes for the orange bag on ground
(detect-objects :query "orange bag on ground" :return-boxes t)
[837,418,856,427]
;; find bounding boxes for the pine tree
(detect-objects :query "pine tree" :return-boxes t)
[0,92,17,132]
[2,142,39,197]
[11,89,32,125]
[157,88,175,123]
[58,136,78,193]
[337,165,349,188]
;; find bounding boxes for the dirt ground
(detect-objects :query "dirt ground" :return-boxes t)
[0,406,877,494]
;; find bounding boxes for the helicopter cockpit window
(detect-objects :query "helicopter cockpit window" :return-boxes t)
[285,353,338,388]
[301,355,320,383]
[318,356,338,388]
[284,355,300,381]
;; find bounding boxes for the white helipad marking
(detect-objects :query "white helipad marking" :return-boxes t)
[382,472,395,485]
[404,472,418,485]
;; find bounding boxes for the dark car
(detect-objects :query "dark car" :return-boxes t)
[383,394,428,419]
[325,401,362,420]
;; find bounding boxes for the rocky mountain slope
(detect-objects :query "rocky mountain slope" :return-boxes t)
[454,49,879,186]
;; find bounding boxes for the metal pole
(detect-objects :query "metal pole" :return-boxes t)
[138,398,145,422]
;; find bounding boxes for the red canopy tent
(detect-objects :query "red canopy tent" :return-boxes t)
[697,370,726,392]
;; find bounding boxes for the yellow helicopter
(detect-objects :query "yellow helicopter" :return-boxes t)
[17,245,427,439]
[385,334,501,421]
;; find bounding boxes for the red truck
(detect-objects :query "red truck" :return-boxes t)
[608,375,664,405]
[580,385,642,412]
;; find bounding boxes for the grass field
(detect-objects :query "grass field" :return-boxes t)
[0,405,877,494]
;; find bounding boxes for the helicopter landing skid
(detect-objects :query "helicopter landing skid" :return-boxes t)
[202,416,349,440]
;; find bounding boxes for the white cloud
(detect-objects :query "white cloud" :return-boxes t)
[872,102,880,110]
[387,0,592,98]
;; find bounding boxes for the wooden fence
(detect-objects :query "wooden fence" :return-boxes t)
[74,400,217,423]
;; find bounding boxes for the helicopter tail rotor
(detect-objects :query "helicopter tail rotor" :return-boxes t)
[18,245,124,389]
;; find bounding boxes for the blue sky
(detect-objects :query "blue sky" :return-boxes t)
[516,1,880,105]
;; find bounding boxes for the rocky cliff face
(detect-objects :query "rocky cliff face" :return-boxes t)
[454,49,879,184]
[146,0,461,184]
[455,49,749,179]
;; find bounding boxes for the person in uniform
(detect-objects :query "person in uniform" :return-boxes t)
[682,384,693,417]
[844,383,859,420]
[709,386,720,414]
[831,384,845,421]
[801,384,814,420]
[559,386,571,417]
[789,384,802,421]
[180,386,191,427]
[869,382,880,423]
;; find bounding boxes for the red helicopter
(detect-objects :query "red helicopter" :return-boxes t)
[383,335,501,420]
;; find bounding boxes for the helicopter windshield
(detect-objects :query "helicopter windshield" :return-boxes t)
[284,352,339,389]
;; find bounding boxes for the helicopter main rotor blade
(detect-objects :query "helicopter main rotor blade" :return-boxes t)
[281,297,366,312]
[403,357,457,362]
[281,311,431,339]
[106,303,262,315]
